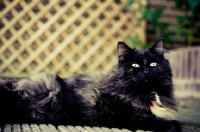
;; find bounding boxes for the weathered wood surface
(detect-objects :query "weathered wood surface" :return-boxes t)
[0,124,132,132]
[165,46,200,98]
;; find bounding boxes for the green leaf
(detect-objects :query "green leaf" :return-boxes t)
[187,32,194,40]
[175,27,184,36]
[124,1,134,10]
[143,43,151,48]
[157,23,169,30]
[153,8,163,19]
[162,33,170,43]
[177,16,187,24]
[187,0,200,10]
[143,9,153,19]
[130,34,142,46]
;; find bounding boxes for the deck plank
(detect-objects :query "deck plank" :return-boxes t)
[58,125,71,132]
[4,124,12,132]
[39,124,51,132]
[84,126,100,132]
[0,124,144,132]
[66,126,81,132]
[13,124,21,132]
[48,124,59,132]
[121,128,132,132]
[22,124,32,132]
[112,128,124,132]
[30,124,41,132]
[75,126,87,131]
[93,127,107,132]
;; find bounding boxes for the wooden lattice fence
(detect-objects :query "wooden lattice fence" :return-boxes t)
[0,0,146,78]
[165,46,200,98]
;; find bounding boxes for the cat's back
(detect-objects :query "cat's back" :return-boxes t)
[66,72,104,106]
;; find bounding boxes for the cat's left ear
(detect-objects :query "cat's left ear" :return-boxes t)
[152,38,168,54]
[117,42,132,62]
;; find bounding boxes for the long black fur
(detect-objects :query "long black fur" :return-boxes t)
[0,39,181,132]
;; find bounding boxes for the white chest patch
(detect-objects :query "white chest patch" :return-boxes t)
[150,93,176,120]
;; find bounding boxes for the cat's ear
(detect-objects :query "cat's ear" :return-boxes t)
[152,38,168,54]
[117,42,132,62]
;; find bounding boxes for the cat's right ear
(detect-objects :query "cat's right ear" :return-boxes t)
[117,42,132,62]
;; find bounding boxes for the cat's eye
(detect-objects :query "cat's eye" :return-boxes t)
[132,63,140,68]
[150,62,157,67]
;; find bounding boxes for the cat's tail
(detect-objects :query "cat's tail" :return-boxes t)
[0,79,20,124]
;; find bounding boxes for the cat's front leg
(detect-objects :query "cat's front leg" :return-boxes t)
[154,120,181,132]
[129,115,181,132]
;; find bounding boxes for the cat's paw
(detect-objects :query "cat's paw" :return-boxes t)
[155,120,181,132]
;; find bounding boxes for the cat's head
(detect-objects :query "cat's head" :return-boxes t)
[117,39,172,94]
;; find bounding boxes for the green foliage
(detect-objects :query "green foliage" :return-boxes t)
[125,0,200,48]
[173,0,200,44]
[124,1,134,10]
[187,0,200,10]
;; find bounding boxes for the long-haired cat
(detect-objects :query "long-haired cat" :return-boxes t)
[0,39,181,132]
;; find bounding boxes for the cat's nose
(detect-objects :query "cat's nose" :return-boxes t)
[143,67,149,74]
[143,70,149,74]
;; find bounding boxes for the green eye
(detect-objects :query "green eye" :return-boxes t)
[132,63,140,68]
[150,62,157,67]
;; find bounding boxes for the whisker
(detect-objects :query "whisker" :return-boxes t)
[117,79,132,92]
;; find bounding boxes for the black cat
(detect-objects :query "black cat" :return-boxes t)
[0,39,181,132]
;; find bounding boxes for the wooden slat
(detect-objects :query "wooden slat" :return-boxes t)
[174,79,200,84]
[58,125,71,132]
[39,124,51,132]
[13,124,22,132]
[66,126,81,132]
[121,129,132,132]
[21,124,32,132]
[0,124,134,132]
[84,126,100,132]
[75,126,88,131]
[30,124,41,132]
[101,127,116,132]
[4,124,11,132]
[48,124,59,132]
[192,48,197,78]
[183,48,189,78]
[198,48,200,78]
[111,128,122,132]
[93,127,108,132]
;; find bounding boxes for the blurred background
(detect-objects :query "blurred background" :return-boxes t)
[0,0,199,97]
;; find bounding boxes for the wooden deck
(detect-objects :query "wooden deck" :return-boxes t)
[1,98,200,132]
[0,124,132,132]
